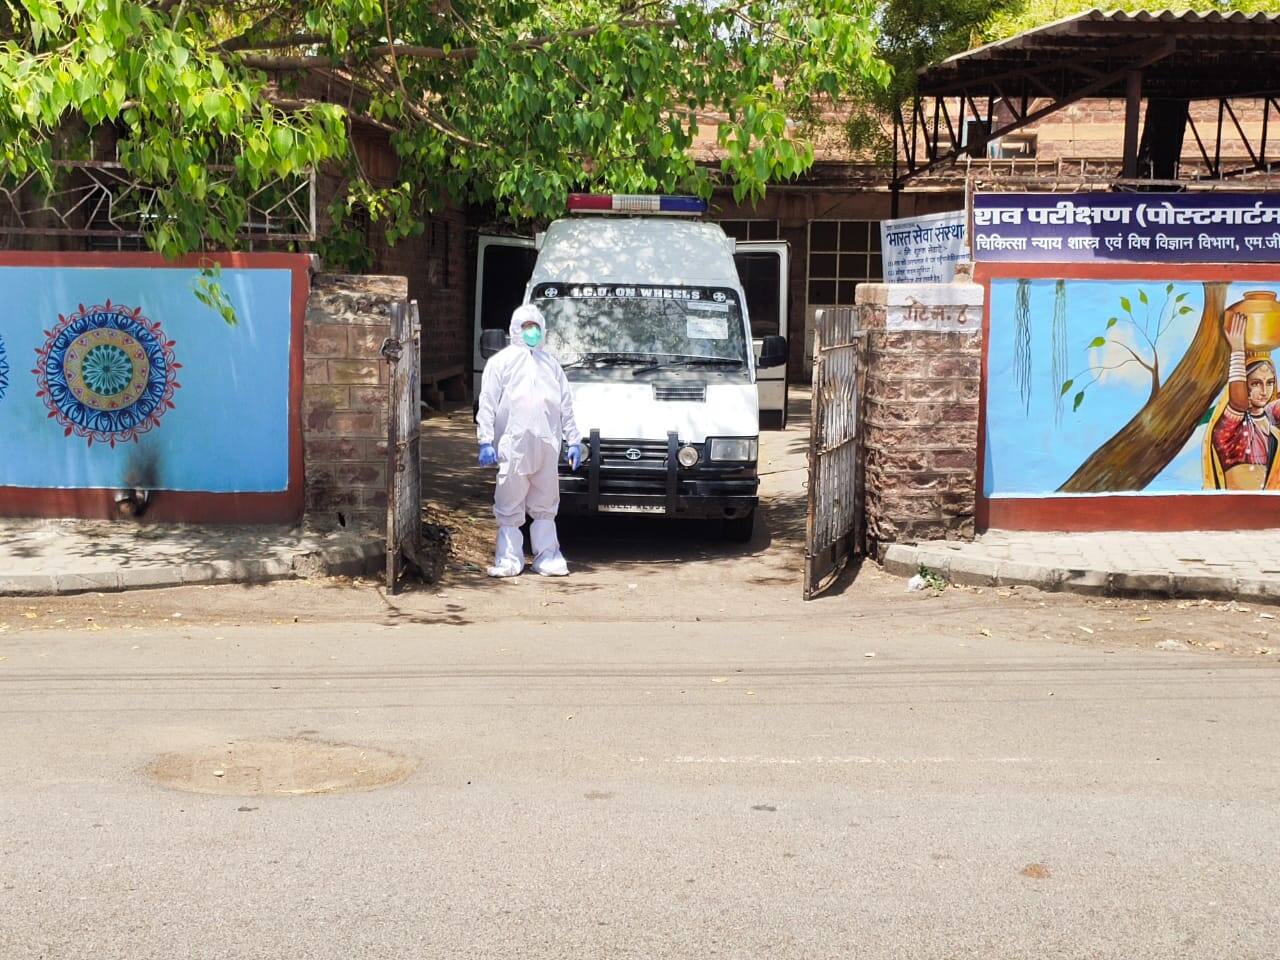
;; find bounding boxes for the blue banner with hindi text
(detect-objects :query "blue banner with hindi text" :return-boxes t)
[973,192,1280,263]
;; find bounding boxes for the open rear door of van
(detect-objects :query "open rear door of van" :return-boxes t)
[734,240,790,429]
[473,234,537,397]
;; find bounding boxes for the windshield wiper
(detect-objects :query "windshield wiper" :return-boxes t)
[562,352,653,369]
[632,357,745,376]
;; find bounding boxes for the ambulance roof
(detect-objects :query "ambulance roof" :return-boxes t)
[530,217,740,289]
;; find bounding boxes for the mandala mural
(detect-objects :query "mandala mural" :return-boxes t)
[34,301,180,447]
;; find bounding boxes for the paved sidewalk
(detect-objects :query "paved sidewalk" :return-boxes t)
[0,520,383,596]
[883,529,1280,602]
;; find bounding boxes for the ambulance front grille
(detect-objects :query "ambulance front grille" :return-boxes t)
[653,383,706,402]
[597,439,669,467]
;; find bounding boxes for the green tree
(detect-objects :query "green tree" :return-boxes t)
[845,0,1023,158]
[0,1,890,260]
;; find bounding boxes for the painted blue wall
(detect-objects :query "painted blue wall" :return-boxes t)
[986,277,1280,497]
[0,266,293,492]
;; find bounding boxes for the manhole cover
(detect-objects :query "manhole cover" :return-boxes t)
[148,738,416,796]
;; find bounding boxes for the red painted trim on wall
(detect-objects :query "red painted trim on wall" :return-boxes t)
[975,261,1280,283]
[0,251,311,524]
[974,258,1280,532]
[986,495,1280,532]
[0,489,301,524]
[975,273,993,532]
[0,251,309,270]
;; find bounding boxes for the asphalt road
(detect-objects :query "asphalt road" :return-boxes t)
[2,613,1278,960]
[3,403,1280,957]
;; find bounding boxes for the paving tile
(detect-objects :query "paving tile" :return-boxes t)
[0,520,383,596]
[886,528,1280,604]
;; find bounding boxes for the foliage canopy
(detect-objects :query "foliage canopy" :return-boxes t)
[0,1,889,257]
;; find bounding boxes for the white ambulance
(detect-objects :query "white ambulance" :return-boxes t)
[474,194,789,540]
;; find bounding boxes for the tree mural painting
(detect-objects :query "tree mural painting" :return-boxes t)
[1011,277,1069,421]
[1013,278,1032,412]
[1057,282,1229,493]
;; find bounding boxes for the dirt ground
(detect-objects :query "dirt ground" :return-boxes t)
[2,396,1280,663]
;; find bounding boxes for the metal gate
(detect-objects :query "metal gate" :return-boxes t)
[384,300,422,593]
[804,306,865,600]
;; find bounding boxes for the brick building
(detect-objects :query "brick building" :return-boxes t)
[706,93,1272,385]
[338,129,471,390]
[301,11,1280,400]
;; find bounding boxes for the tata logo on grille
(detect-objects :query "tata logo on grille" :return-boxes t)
[624,448,643,461]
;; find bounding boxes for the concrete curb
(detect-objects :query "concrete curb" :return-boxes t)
[882,542,1280,605]
[0,538,385,597]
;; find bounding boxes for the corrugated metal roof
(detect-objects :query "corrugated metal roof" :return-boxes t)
[939,8,1280,66]
[919,7,1280,99]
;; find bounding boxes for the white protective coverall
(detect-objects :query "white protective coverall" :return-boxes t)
[476,304,582,577]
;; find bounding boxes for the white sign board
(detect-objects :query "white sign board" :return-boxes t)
[880,210,969,283]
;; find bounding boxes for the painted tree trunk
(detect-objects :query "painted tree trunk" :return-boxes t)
[1058,282,1228,493]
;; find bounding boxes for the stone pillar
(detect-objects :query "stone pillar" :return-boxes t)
[857,281,984,553]
[303,274,407,530]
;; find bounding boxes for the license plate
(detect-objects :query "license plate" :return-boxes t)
[598,503,666,514]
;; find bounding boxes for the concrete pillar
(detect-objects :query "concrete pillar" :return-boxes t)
[856,280,985,553]
[303,273,407,530]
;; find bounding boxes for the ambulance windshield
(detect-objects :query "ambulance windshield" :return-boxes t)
[532,283,748,367]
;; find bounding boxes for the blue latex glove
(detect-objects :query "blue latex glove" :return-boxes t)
[478,443,498,467]
[566,444,582,471]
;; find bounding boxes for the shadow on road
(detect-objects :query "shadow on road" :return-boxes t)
[418,389,815,588]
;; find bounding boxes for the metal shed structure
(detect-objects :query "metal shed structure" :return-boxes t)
[894,8,1280,188]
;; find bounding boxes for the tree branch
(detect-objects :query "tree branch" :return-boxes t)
[222,32,334,53]
[1116,314,1158,356]
[1112,339,1155,374]
[361,67,491,149]
[237,17,679,70]
[1111,338,1161,400]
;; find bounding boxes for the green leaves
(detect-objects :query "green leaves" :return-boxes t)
[1106,317,1117,329]
[1120,296,1132,314]
[1088,336,1107,348]
[0,1,889,253]
[1073,390,1085,412]
[0,0,355,261]
[375,0,886,224]
[1060,378,1074,396]
[193,263,238,326]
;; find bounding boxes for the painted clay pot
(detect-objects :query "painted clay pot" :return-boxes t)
[1227,290,1280,352]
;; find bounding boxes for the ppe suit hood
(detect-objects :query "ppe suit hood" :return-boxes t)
[510,304,546,346]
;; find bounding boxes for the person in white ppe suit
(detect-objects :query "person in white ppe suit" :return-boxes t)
[476,304,583,578]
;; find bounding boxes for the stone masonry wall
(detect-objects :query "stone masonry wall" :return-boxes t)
[303,273,407,530]
[857,281,985,554]
[366,206,469,375]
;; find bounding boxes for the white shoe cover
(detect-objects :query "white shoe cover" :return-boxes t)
[532,554,569,577]
[487,525,525,578]
[530,518,569,577]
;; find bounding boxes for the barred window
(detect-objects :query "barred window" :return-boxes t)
[719,219,780,241]
[807,220,882,306]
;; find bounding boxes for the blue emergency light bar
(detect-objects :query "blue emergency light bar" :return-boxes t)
[566,194,707,216]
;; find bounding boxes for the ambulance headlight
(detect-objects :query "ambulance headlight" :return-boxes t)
[677,445,700,468]
[706,438,758,462]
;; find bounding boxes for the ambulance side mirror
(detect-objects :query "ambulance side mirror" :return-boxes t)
[758,335,788,369]
[479,329,507,359]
